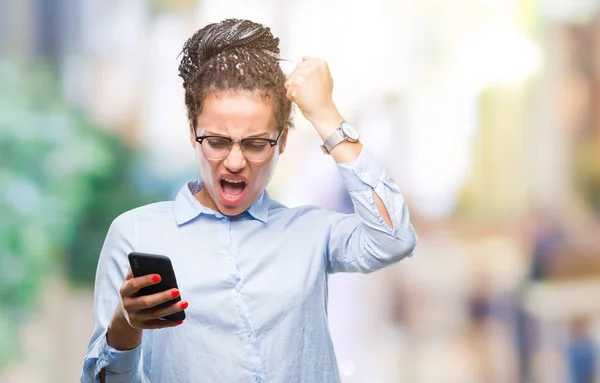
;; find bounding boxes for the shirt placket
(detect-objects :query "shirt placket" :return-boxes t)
[219,216,266,382]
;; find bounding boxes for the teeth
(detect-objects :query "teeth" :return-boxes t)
[222,178,244,184]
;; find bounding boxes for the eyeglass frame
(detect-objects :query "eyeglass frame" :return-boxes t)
[193,127,285,162]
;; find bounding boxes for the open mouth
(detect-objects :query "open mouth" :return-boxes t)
[219,177,247,205]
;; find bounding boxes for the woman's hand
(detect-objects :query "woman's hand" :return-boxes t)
[284,56,342,129]
[107,268,187,350]
[284,56,361,162]
[118,268,187,329]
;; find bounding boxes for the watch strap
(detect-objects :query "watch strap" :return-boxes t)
[320,128,344,154]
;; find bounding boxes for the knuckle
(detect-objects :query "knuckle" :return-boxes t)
[120,282,133,297]
[137,296,151,308]
[128,279,138,292]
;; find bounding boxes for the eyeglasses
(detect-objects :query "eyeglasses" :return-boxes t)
[194,129,284,162]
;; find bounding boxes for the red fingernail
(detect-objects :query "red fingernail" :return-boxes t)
[180,301,188,309]
[177,320,184,325]
[152,274,161,283]
[171,289,180,298]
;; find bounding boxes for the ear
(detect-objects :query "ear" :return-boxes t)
[189,120,196,149]
[278,128,288,154]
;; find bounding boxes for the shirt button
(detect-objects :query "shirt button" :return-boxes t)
[255,378,261,383]
[246,331,252,338]
[235,284,242,292]
[225,256,233,262]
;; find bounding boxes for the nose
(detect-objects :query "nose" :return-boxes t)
[223,142,246,173]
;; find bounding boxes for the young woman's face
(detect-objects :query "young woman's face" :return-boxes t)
[189,91,287,216]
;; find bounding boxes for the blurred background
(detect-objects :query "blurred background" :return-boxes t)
[1,0,600,382]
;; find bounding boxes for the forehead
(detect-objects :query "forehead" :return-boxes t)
[197,90,278,136]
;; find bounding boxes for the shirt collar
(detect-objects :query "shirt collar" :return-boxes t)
[173,180,270,225]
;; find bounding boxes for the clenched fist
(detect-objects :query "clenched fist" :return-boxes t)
[284,56,341,127]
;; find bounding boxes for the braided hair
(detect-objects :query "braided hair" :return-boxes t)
[178,19,293,131]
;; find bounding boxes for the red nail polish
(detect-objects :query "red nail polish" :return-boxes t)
[152,274,161,283]
[171,289,180,298]
[180,301,188,309]
[177,320,184,325]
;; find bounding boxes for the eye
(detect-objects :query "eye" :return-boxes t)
[206,137,230,149]
[243,139,270,152]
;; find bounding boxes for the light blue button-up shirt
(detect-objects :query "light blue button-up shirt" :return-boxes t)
[81,149,417,383]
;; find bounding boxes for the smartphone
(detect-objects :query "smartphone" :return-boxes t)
[128,252,185,321]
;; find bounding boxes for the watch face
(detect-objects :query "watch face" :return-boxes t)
[341,121,359,141]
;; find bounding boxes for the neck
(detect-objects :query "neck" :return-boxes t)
[194,187,219,212]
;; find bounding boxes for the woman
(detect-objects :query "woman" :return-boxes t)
[81,18,417,383]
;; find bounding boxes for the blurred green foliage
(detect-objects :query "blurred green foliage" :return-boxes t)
[149,0,199,14]
[574,140,600,215]
[0,58,168,367]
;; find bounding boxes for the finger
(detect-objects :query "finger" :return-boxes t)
[285,72,299,87]
[285,68,294,81]
[126,288,181,311]
[284,77,296,90]
[142,300,188,321]
[139,318,184,330]
[125,268,133,280]
[120,273,161,297]
[286,86,297,102]
[294,61,310,72]
[290,72,305,82]
[302,55,314,61]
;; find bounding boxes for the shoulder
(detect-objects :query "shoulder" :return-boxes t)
[130,201,174,219]
[109,201,175,232]
[267,199,341,224]
[103,201,176,250]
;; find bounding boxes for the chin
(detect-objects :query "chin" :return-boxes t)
[218,202,250,217]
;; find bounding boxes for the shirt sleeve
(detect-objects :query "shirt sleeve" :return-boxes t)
[80,210,143,383]
[325,148,418,273]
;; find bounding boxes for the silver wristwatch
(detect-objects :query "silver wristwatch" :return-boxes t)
[320,120,360,154]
